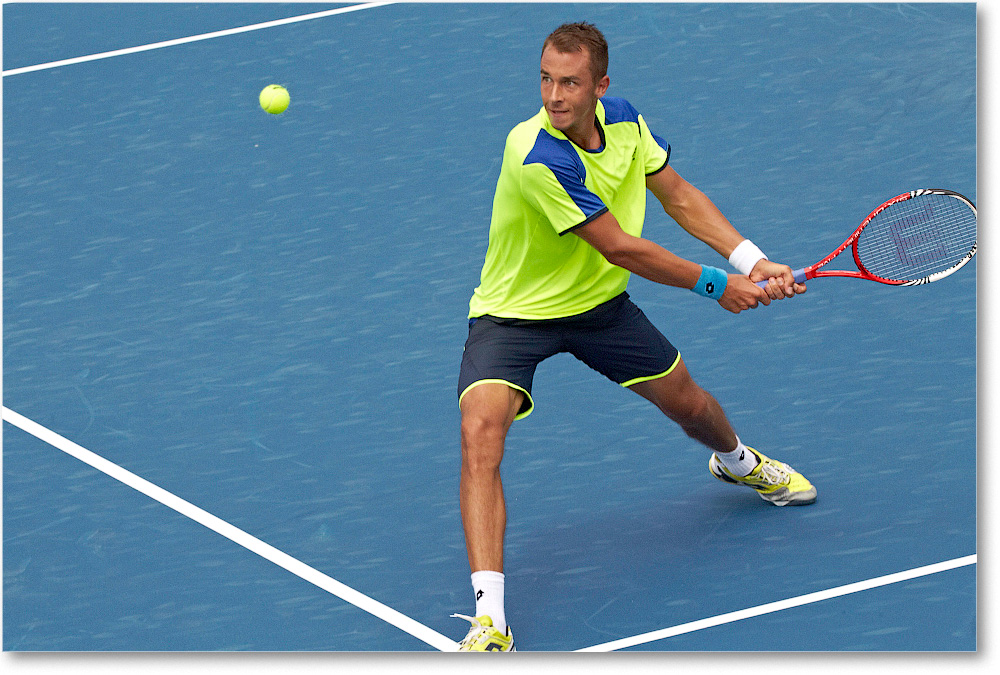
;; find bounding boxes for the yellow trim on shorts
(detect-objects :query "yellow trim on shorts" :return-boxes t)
[619,351,682,388]
[459,379,535,421]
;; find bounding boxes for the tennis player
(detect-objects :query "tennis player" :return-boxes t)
[452,23,815,652]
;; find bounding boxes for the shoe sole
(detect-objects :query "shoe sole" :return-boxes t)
[763,488,817,506]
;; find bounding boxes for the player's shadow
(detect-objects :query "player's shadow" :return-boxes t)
[506,486,825,649]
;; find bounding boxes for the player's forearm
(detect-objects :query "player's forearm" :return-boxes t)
[603,235,703,289]
[660,181,745,258]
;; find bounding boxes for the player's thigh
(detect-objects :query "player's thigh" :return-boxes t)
[459,383,524,473]
[627,357,707,420]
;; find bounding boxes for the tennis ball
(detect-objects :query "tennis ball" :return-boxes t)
[259,84,290,114]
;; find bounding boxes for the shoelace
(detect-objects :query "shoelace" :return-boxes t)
[756,460,792,486]
[451,613,488,646]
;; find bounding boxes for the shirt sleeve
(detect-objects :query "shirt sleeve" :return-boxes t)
[638,113,671,176]
[521,149,608,236]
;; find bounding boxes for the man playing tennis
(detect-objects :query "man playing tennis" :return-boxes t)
[453,23,814,652]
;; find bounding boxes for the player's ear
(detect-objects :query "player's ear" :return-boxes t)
[596,75,610,98]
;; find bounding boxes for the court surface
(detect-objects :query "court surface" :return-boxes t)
[3,2,976,652]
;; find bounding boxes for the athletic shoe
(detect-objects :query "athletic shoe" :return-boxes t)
[451,614,515,651]
[709,447,817,506]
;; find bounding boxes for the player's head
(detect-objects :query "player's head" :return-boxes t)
[540,22,610,136]
[541,22,609,85]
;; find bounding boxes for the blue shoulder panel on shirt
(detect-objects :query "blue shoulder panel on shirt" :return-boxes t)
[524,129,586,180]
[524,129,606,219]
[600,97,640,125]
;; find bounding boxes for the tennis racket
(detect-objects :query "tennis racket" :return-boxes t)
[756,189,977,288]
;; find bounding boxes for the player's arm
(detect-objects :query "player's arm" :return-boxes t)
[572,210,769,313]
[645,166,803,297]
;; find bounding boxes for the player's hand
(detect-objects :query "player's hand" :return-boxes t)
[749,260,807,300]
[718,274,770,313]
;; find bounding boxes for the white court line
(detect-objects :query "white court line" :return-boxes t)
[1,2,394,77]
[1,406,459,652]
[578,553,978,651]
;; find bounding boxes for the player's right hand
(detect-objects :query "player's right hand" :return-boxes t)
[750,260,807,300]
[718,274,770,313]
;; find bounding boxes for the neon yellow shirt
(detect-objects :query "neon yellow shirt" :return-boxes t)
[469,97,670,320]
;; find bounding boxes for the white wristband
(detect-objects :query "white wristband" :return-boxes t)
[728,239,768,276]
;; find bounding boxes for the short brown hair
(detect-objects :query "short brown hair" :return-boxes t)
[542,22,609,84]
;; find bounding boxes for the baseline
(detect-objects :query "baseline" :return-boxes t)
[1,2,394,77]
[577,553,977,651]
[1,406,458,652]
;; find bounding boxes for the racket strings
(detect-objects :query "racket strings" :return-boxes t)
[856,194,977,282]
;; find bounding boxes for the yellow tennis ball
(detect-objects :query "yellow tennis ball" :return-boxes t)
[259,84,290,114]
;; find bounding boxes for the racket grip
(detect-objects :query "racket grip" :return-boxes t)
[755,268,807,288]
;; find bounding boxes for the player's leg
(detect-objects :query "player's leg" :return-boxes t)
[453,317,554,650]
[452,382,522,651]
[629,364,816,506]
[459,382,523,574]
[627,358,736,454]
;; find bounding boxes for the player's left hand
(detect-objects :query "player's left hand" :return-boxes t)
[749,260,807,300]
[718,274,769,313]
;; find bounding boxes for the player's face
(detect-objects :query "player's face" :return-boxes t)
[540,46,609,142]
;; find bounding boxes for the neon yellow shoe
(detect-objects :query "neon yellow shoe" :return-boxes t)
[451,614,515,651]
[709,447,817,506]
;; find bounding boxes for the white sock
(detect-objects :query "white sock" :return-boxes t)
[471,570,506,634]
[715,438,759,476]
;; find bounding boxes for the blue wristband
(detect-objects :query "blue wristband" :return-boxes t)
[693,265,728,300]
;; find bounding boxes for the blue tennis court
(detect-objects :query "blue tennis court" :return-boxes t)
[3,2,976,653]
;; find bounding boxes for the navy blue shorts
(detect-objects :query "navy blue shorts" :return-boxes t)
[457,292,681,420]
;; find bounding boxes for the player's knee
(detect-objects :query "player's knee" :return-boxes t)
[667,386,710,426]
[460,414,507,472]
